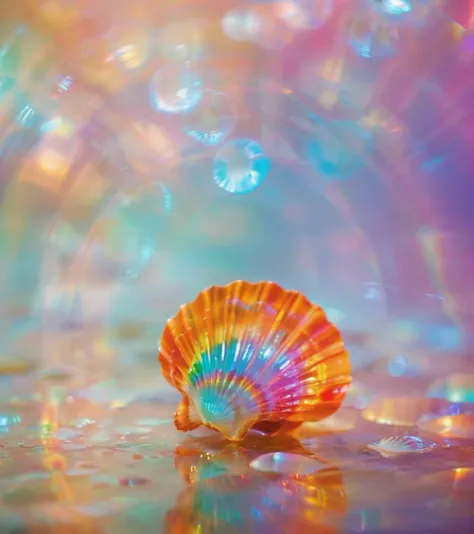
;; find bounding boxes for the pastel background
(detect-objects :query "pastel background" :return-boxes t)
[0,1,473,532]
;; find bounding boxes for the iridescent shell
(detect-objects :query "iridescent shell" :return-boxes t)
[367,436,437,459]
[158,280,352,442]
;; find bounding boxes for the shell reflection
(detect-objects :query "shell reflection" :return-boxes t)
[165,442,347,534]
[250,452,327,475]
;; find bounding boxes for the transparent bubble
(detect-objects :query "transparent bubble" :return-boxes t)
[347,17,399,59]
[367,0,413,18]
[221,8,263,42]
[54,184,171,282]
[150,66,203,115]
[275,0,334,31]
[367,436,437,458]
[213,138,270,194]
[183,90,236,146]
[367,0,441,27]
[250,452,326,475]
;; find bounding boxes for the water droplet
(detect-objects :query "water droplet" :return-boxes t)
[250,452,326,475]
[367,436,437,458]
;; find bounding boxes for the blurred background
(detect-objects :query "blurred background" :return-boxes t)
[1,1,474,532]
[1,0,473,395]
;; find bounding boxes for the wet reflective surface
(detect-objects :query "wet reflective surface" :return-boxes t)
[1,334,473,533]
[2,0,474,532]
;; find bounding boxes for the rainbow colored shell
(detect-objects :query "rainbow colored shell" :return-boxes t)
[158,280,352,442]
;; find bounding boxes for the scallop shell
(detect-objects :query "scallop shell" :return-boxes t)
[158,280,352,441]
[367,436,437,459]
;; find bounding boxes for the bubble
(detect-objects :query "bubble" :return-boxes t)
[362,397,451,427]
[213,138,270,194]
[427,374,474,404]
[275,0,333,31]
[86,185,170,280]
[347,17,399,59]
[368,0,413,18]
[221,8,263,42]
[183,90,236,146]
[367,436,437,458]
[367,0,441,27]
[304,120,372,179]
[250,452,326,475]
[417,414,474,439]
[150,66,203,115]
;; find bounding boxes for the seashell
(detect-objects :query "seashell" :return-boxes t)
[367,436,437,459]
[158,280,352,442]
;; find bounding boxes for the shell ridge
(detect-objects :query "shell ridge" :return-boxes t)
[218,281,244,414]
[262,298,324,379]
[196,288,215,389]
[233,281,277,412]
[159,329,187,391]
[175,395,203,431]
[221,283,268,418]
[228,283,294,420]
[252,293,312,411]
[206,286,219,395]
[268,358,351,418]
[269,346,349,393]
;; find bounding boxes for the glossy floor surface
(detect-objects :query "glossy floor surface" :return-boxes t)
[1,0,474,532]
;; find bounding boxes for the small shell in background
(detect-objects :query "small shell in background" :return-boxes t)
[367,436,438,459]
